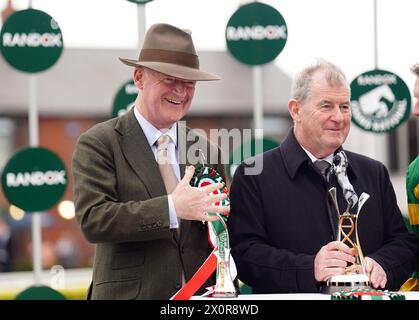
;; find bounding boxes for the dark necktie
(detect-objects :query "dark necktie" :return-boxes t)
[315,160,338,237]
[315,160,331,181]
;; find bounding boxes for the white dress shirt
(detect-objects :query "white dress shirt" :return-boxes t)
[300,145,334,165]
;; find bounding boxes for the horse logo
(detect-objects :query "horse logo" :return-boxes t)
[358,84,395,118]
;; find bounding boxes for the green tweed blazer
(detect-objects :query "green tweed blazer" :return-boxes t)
[72,109,225,299]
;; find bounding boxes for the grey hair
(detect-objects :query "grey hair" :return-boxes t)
[411,63,419,76]
[291,59,350,104]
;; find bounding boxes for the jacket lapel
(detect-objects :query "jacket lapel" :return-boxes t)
[178,122,188,181]
[116,109,166,198]
[178,123,192,245]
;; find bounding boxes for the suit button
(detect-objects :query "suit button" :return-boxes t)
[174,284,181,290]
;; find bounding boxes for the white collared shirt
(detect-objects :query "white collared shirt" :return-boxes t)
[133,106,180,229]
[300,145,334,165]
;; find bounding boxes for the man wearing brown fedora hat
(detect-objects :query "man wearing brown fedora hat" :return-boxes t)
[72,23,228,299]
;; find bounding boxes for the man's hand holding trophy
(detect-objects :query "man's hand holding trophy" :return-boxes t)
[323,151,372,294]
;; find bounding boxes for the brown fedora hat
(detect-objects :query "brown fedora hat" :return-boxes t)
[119,23,220,81]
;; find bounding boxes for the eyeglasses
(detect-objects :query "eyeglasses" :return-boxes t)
[144,68,197,89]
[158,77,196,89]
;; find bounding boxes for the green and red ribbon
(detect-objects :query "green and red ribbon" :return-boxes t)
[171,166,236,300]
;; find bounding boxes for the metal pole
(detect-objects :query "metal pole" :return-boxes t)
[372,0,388,166]
[29,75,42,285]
[29,77,39,147]
[253,66,263,139]
[137,4,146,50]
[373,0,378,69]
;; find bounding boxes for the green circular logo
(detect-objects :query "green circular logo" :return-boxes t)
[1,147,67,212]
[226,2,287,66]
[15,285,66,300]
[0,9,63,73]
[111,79,138,117]
[228,137,279,179]
[350,69,411,133]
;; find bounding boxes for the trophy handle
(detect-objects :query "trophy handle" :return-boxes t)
[328,187,340,214]
[355,192,370,273]
[328,187,341,240]
[357,193,370,216]
[354,217,366,274]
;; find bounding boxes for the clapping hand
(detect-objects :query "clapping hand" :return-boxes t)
[172,166,230,222]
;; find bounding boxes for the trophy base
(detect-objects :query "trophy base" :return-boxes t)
[212,291,238,298]
[322,274,370,294]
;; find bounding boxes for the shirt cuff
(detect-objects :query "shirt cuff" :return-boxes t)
[167,194,179,229]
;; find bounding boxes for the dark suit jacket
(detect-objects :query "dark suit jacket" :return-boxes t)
[72,109,225,299]
[228,129,419,293]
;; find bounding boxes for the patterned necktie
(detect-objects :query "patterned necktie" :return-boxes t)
[315,160,331,181]
[156,134,179,194]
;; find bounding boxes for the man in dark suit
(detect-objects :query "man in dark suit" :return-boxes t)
[229,59,419,293]
[72,23,229,299]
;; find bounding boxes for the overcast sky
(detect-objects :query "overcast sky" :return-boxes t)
[1,0,418,90]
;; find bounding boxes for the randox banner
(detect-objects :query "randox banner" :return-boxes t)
[350,69,411,133]
[1,147,67,212]
[0,8,63,73]
[226,2,287,66]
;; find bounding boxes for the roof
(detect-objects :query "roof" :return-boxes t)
[0,48,291,117]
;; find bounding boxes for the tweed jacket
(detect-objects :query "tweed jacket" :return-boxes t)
[72,109,225,299]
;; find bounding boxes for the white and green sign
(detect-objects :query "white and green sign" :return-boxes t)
[1,147,67,212]
[0,9,63,73]
[350,69,411,133]
[15,285,66,300]
[112,80,138,117]
[226,2,287,66]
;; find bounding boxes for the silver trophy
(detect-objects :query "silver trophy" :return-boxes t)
[324,151,371,294]
[210,213,237,298]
